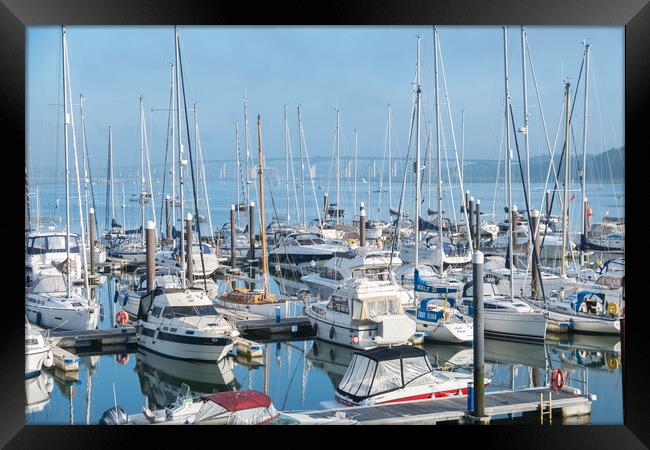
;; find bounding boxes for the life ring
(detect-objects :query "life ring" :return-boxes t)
[329,326,336,340]
[551,368,565,390]
[607,303,619,316]
[116,310,129,326]
[115,353,129,365]
[586,207,593,218]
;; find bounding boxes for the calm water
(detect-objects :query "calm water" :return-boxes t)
[25,176,623,425]
[26,273,622,425]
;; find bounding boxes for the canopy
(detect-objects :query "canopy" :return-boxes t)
[194,390,279,425]
[337,346,436,402]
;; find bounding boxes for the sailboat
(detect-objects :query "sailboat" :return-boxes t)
[25,26,99,332]
[135,27,238,362]
[107,97,150,264]
[213,114,292,319]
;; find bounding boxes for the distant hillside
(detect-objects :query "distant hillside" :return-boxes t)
[461,146,624,183]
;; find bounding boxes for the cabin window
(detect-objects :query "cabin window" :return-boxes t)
[28,237,47,255]
[369,359,403,395]
[338,354,377,398]
[365,298,400,318]
[327,295,349,314]
[161,305,218,318]
[151,307,162,318]
[352,300,363,320]
[25,338,39,346]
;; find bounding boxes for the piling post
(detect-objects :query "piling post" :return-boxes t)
[146,220,156,295]
[474,199,481,251]
[248,201,255,260]
[89,208,95,275]
[230,204,236,271]
[186,213,193,283]
[530,209,541,299]
[472,250,486,419]
[468,196,475,245]
[359,202,366,247]
[165,195,171,241]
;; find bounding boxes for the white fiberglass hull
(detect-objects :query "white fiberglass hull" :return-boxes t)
[138,330,234,362]
[420,321,473,344]
[483,311,547,341]
[25,347,49,379]
[213,297,293,319]
[547,310,620,335]
[25,299,99,331]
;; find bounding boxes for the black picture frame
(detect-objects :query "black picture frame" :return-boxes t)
[3,0,647,447]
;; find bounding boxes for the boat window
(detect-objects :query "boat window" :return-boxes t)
[352,300,363,320]
[368,359,403,395]
[364,298,401,318]
[338,354,377,398]
[297,239,315,246]
[151,307,162,318]
[25,338,39,346]
[327,295,349,314]
[402,356,434,386]
[161,305,218,319]
[28,237,47,255]
[47,235,80,253]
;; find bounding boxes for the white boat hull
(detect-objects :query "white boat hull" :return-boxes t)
[138,331,234,362]
[419,321,473,343]
[25,301,99,331]
[25,347,49,379]
[547,310,620,335]
[213,297,295,319]
[483,311,547,341]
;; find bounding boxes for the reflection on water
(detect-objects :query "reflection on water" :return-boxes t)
[136,349,239,409]
[26,272,622,425]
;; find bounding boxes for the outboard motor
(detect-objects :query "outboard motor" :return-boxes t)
[99,406,129,425]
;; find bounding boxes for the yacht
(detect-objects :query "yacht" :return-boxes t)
[301,247,409,305]
[304,277,416,349]
[399,234,471,269]
[541,290,621,335]
[335,346,487,406]
[156,242,221,279]
[26,276,99,331]
[135,285,239,362]
[458,280,548,341]
[25,230,82,284]
[107,235,147,263]
[25,322,53,379]
[117,268,183,319]
[269,232,351,281]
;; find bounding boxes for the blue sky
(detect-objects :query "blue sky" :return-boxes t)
[27,26,624,174]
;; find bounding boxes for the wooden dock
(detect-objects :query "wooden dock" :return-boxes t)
[291,387,593,424]
[235,316,314,338]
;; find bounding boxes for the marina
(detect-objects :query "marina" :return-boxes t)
[25,25,624,426]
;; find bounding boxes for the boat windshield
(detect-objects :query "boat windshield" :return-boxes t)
[27,235,80,254]
[363,297,401,318]
[161,305,218,318]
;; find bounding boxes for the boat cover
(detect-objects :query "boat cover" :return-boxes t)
[194,390,279,424]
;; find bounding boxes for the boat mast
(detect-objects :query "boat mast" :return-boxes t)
[139,95,146,245]
[174,25,187,289]
[62,26,71,298]
[121,184,126,232]
[388,103,392,209]
[80,94,89,227]
[170,63,176,227]
[235,121,242,223]
[503,26,515,300]
[353,127,358,217]
[109,126,115,229]
[335,107,340,226]
[195,104,215,246]
[256,115,270,297]
[243,94,251,225]
[36,185,40,232]
[561,81,571,278]
[298,105,307,227]
[580,42,591,264]
[434,27,444,274]
[284,105,290,223]
[415,35,422,271]
[521,27,531,225]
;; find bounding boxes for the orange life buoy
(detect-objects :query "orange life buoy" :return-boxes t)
[586,207,593,217]
[551,368,565,390]
[116,310,129,326]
